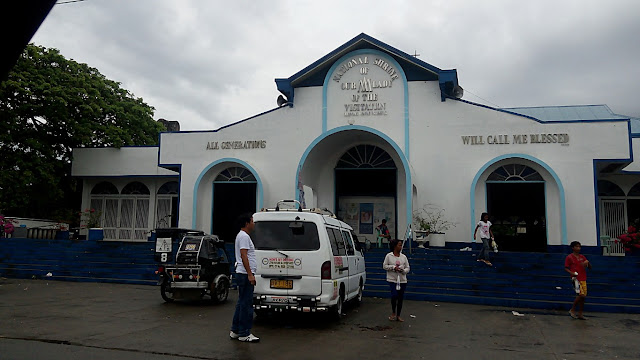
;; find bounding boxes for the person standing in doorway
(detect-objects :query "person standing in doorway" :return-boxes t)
[383,239,410,322]
[230,213,260,342]
[474,212,494,266]
[565,241,591,320]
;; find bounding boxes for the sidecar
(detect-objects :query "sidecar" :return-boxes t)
[157,234,231,303]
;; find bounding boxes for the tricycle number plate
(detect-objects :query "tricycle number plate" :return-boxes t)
[155,238,171,252]
[270,279,293,289]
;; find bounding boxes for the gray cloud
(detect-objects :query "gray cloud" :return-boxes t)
[32,0,640,131]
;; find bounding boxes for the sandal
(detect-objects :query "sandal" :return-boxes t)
[569,311,578,319]
[485,261,493,266]
[396,317,404,322]
[578,315,587,320]
[388,315,396,321]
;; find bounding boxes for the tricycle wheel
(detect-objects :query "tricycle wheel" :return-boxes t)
[211,278,229,303]
[160,281,174,302]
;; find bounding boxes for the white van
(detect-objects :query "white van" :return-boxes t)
[251,201,366,317]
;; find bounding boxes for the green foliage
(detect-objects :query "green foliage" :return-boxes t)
[413,204,457,234]
[79,208,102,229]
[0,44,165,218]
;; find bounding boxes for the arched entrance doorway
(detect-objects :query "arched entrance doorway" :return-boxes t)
[212,167,257,242]
[335,144,397,241]
[486,164,547,252]
[296,127,412,246]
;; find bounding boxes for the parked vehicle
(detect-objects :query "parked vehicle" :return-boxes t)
[152,227,205,264]
[156,234,231,303]
[252,200,366,318]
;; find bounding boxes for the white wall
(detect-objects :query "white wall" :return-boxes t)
[406,82,630,246]
[73,51,634,248]
[72,147,177,176]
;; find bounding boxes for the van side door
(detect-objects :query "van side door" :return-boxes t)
[326,227,348,291]
[341,230,359,298]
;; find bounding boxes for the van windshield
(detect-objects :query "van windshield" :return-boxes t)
[252,221,320,251]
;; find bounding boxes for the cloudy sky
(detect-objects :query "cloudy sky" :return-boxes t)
[32,0,640,130]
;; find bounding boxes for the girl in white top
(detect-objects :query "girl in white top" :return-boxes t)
[383,239,410,322]
[473,212,494,266]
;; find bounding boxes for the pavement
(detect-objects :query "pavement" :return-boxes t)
[0,278,639,360]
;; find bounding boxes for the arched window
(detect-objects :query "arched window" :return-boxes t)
[628,182,640,196]
[88,182,118,230]
[336,145,396,169]
[597,180,624,196]
[91,181,118,194]
[115,181,151,240]
[215,167,256,182]
[487,164,543,181]
[156,181,179,228]
[121,181,150,195]
[157,181,179,194]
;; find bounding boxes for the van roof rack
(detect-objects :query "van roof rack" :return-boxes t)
[263,200,336,218]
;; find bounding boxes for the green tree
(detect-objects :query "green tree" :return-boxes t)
[0,44,165,220]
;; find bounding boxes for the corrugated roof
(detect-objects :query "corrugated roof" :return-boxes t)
[503,104,640,135]
[503,104,629,122]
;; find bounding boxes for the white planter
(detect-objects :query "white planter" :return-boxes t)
[429,233,446,247]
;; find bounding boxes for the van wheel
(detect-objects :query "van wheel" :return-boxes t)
[355,282,363,306]
[333,293,344,320]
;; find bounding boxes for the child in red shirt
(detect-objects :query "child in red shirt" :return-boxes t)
[564,241,592,319]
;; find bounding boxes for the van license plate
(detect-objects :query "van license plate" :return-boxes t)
[270,279,293,289]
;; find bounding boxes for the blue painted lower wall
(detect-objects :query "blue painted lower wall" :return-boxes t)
[1,238,638,313]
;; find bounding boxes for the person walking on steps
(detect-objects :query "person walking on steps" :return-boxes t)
[230,213,260,342]
[383,239,410,322]
[565,241,591,320]
[474,212,494,266]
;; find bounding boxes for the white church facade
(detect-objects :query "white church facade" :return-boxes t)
[71,33,640,253]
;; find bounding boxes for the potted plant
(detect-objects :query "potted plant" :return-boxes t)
[413,212,431,248]
[616,224,640,255]
[0,214,15,238]
[413,205,457,247]
[79,208,103,240]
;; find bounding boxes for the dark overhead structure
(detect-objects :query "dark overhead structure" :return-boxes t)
[0,0,56,82]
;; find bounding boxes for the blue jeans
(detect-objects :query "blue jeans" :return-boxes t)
[231,273,254,337]
[478,237,491,261]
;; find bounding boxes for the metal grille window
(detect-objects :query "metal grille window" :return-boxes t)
[156,181,178,229]
[89,182,118,234]
[88,181,150,241]
[119,182,150,240]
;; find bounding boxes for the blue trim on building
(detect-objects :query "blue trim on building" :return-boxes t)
[295,125,412,230]
[157,107,285,138]
[320,49,411,159]
[455,98,633,127]
[192,159,263,229]
[79,175,178,178]
[592,121,634,245]
[285,33,442,85]
[470,154,568,245]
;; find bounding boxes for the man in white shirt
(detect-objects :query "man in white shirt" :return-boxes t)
[229,213,259,342]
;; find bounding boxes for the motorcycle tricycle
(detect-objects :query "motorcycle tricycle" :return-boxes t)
[156,234,231,303]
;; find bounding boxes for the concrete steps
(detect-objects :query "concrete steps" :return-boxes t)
[363,247,640,313]
[2,238,639,313]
